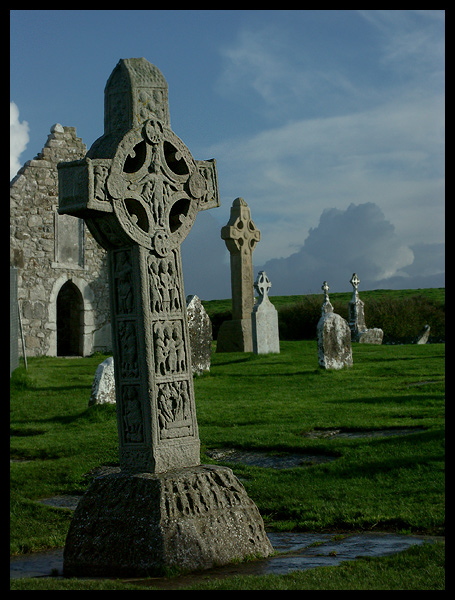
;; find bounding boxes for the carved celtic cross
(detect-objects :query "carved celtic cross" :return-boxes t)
[58,58,219,474]
[254,271,272,300]
[221,197,260,322]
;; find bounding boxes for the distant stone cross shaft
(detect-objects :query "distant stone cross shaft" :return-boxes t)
[217,198,260,353]
[58,58,219,474]
[221,197,261,321]
[321,280,334,314]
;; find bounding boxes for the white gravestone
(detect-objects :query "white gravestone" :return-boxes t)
[252,271,280,354]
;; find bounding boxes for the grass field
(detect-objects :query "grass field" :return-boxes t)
[10,335,444,589]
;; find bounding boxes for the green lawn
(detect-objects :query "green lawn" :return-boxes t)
[10,339,445,589]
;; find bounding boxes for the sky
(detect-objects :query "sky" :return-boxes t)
[10,10,445,299]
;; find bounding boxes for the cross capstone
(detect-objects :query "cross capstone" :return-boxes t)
[254,271,272,299]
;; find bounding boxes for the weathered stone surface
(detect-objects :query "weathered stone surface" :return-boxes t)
[252,271,280,354]
[348,273,383,345]
[58,58,219,475]
[63,465,273,577]
[89,356,115,406]
[217,198,260,353]
[59,58,271,578]
[317,312,353,369]
[317,282,353,370]
[216,319,254,353]
[358,328,384,344]
[416,324,430,344]
[10,124,111,357]
[186,295,212,375]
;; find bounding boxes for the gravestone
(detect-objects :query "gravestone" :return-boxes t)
[58,58,272,576]
[317,281,353,370]
[252,271,280,354]
[89,356,116,406]
[217,197,260,352]
[348,273,383,344]
[416,324,430,345]
[186,294,212,374]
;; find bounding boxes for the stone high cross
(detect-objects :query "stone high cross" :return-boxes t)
[217,197,260,352]
[58,58,219,474]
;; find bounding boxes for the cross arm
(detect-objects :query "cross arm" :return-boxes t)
[58,157,113,218]
[194,159,220,212]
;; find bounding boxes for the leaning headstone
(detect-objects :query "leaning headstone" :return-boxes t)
[216,198,260,352]
[348,273,383,344]
[89,356,116,406]
[317,281,353,370]
[416,324,430,345]
[186,294,212,374]
[58,58,272,577]
[252,271,280,354]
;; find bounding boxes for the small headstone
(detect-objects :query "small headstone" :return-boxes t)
[186,294,212,374]
[416,324,430,345]
[217,198,261,352]
[89,356,115,406]
[317,281,353,370]
[348,273,383,344]
[252,271,280,354]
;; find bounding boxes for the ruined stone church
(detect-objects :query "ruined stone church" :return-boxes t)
[10,124,112,357]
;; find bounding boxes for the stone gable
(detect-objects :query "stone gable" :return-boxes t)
[10,124,111,357]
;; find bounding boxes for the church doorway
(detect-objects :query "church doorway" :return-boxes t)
[56,281,83,356]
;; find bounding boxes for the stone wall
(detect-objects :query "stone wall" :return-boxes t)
[10,124,111,357]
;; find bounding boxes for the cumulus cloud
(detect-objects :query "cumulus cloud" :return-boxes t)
[257,202,418,295]
[210,93,444,265]
[10,102,29,180]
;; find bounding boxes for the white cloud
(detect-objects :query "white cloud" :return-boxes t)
[210,93,444,265]
[10,102,29,180]
[258,202,419,295]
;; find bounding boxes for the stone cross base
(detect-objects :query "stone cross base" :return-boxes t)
[354,328,384,345]
[63,465,273,577]
[216,319,253,353]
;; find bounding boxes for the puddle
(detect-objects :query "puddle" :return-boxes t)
[10,531,441,585]
[37,495,82,511]
[302,427,427,440]
[206,449,337,469]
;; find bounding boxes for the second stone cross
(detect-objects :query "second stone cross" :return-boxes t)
[217,197,260,352]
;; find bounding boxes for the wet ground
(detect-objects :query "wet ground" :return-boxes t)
[11,427,437,585]
[10,531,441,586]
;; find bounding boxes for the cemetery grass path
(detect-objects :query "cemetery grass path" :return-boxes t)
[10,341,444,589]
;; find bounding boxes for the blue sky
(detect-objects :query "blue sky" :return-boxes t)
[11,10,445,299]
